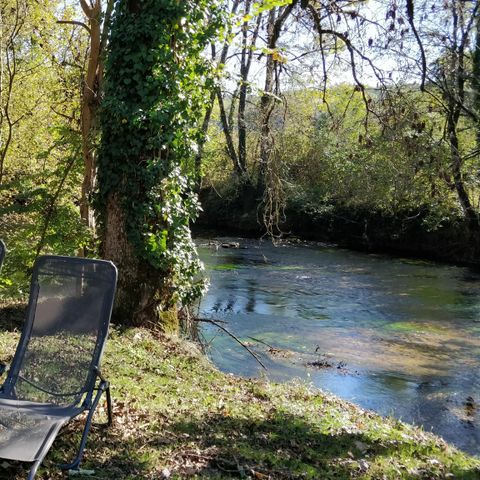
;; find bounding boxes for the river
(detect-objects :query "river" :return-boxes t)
[197,237,480,455]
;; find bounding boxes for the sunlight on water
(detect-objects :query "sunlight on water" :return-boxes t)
[197,237,480,455]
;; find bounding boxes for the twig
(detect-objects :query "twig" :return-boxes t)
[35,146,81,260]
[196,317,227,324]
[246,336,275,350]
[196,318,267,370]
[57,20,91,34]
[406,0,426,91]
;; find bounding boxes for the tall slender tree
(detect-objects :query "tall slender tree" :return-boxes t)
[58,0,114,230]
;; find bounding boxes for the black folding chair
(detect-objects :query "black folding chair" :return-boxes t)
[0,255,117,479]
[0,240,5,271]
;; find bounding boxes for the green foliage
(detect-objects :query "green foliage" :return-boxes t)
[249,0,294,18]
[96,0,223,307]
[146,167,208,305]
[0,1,90,299]
[204,83,467,237]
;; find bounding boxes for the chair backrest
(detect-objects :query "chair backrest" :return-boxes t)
[2,255,117,406]
[0,240,5,271]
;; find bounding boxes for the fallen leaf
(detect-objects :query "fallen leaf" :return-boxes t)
[161,467,171,478]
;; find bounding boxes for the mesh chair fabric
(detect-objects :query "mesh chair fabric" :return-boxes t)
[4,256,117,405]
[0,398,80,462]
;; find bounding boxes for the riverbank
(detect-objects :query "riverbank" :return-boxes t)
[197,188,480,266]
[196,236,480,455]
[1,304,478,479]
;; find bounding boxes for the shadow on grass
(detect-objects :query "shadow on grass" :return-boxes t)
[167,412,480,479]
[0,404,479,479]
[5,409,471,479]
[0,302,25,332]
[171,412,370,479]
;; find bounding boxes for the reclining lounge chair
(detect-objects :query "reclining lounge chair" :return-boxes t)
[0,255,117,479]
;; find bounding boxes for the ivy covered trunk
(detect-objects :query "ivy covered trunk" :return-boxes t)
[95,0,220,327]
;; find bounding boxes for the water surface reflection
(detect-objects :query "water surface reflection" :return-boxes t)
[197,238,480,455]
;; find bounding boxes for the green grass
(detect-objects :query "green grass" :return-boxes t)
[0,304,479,479]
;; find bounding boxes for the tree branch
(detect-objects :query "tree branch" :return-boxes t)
[35,146,80,259]
[406,0,426,91]
[57,20,91,34]
[196,318,267,370]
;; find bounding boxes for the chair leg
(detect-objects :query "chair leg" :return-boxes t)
[106,384,113,427]
[59,384,107,471]
[27,459,42,480]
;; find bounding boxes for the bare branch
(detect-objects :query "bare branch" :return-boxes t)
[405,1,425,91]
[57,20,91,34]
[35,146,81,259]
[196,318,267,370]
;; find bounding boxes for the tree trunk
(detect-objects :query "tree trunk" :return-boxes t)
[447,115,479,231]
[238,4,262,176]
[257,2,295,193]
[212,0,245,177]
[0,2,25,185]
[443,0,479,232]
[238,0,252,174]
[217,87,244,175]
[258,8,278,193]
[473,4,480,149]
[78,0,102,230]
[77,0,114,231]
[102,193,178,329]
[194,88,215,189]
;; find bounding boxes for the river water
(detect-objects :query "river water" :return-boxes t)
[197,237,480,455]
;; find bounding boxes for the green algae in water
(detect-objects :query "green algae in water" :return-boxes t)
[386,321,446,334]
[398,258,435,266]
[213,263,240,271]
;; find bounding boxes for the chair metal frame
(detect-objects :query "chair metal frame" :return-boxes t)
[0,255,117,479]
[0,239,5,271]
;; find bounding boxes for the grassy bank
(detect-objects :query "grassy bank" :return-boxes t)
[0,306,479,479]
